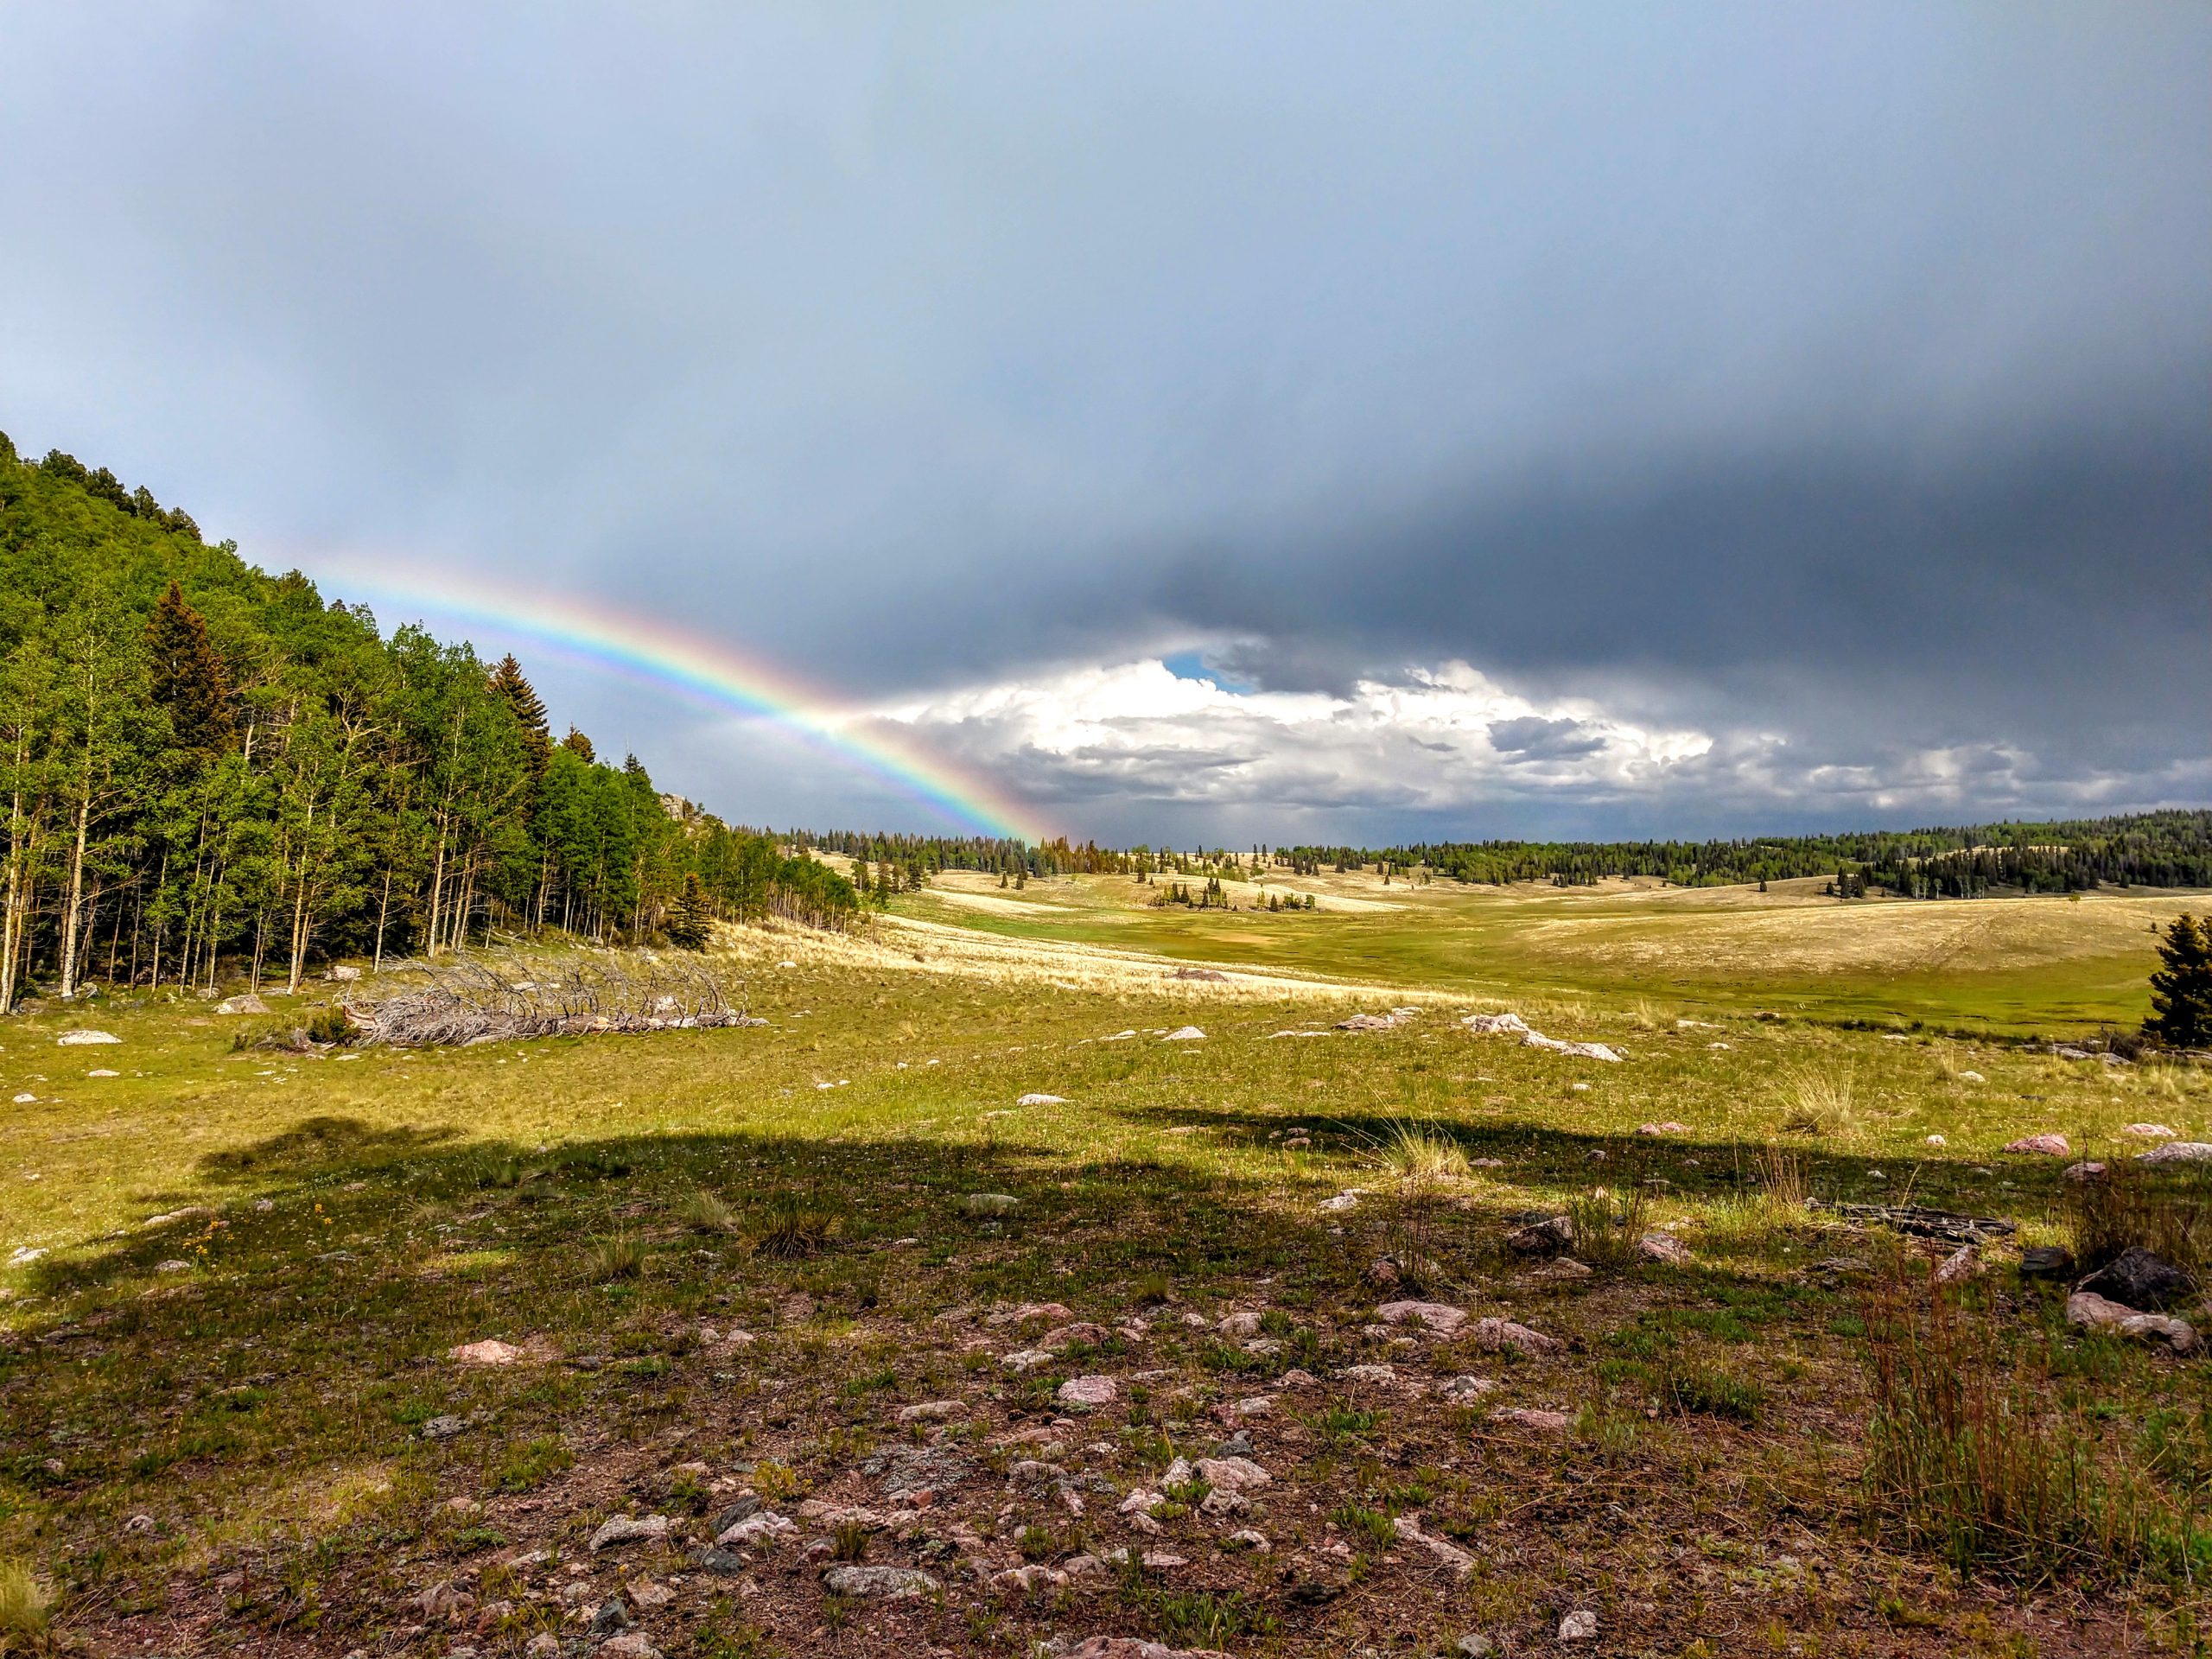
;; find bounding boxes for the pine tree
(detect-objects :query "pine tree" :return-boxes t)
[489,654,553,779]
[144,582,234,752]
[665,871,712,950]
[561,726,595,763]
[2145,914,2212,1049]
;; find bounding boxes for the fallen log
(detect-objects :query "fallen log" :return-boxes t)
[1808,1201,2017,1243]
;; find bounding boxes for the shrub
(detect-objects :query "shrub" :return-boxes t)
[304,1005,358,1046]
[1565,1182,1650,1273]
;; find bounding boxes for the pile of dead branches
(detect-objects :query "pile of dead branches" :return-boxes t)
[348,953,765,1048]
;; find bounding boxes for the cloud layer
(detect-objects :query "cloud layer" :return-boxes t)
[0,6,2205,840]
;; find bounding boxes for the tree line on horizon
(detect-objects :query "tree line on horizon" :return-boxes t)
[0,434,858,1007]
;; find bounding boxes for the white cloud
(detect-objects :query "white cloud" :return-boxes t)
[850,656,2212,839]
[861,658,1714,815]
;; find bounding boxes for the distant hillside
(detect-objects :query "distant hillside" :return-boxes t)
[0,433,856,1004]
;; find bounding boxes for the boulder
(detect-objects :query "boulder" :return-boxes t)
[1065,1641,1232,1659]
[1637,1231,1692,1266]
[1161,1027,1206,1041]
[56,1030,120,1046]
[1522,1031,1624,1062]
[2018,1245,2075,1279]
[215,994,270,1016]
[1016,1093,1067,1105]
[1560,1610,1599,1642]
[1506,1216,1575,1256]
[960,1193,1020,1216]
[2138,1142,2212,1166]
[327,964,364,982]
[2075,1247,2191,1312]
[2004,1134,2070,1157]
[2122,1123,2177,1139]
[1636,1121,1690,1135]
[2068,1292,2200,1354]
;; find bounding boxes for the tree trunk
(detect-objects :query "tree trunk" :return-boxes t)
[59,792,90,999]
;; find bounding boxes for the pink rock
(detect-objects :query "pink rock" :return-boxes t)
[2003,1134,2070,1157]
[1637,1121,1691,1135]
[1496,1407,1573,1431]
[1057,1375,1118,1409]
[1374,1300,1468,1336]
[447,1338,522,1365]
[1467,1317,1562,1358]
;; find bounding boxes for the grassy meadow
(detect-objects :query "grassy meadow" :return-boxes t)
[4,876,2212,1656]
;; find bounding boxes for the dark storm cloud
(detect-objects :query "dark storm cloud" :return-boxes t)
[0,4,2204,839]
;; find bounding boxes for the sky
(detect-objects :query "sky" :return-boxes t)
[3,4,2207,848]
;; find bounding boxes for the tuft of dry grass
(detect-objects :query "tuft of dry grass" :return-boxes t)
[674,1189,737,1233]
[2065,1157,2212,1277]
[1780,1064,1860,1138]
[580,1232,645,1281]
[0,1559,51,1651]
[748,1192,845,1260]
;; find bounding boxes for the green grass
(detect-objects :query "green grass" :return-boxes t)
[2,884,2209,1654]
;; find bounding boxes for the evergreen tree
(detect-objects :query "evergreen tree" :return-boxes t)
[562,726,595,763]
[488,653,553,779]
[665,871,712,950]
[144,582,234,752]
[2146,914,2212,1049]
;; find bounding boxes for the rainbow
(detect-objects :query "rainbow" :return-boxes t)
[308,558,1048,843]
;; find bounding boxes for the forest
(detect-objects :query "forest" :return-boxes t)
[0,436,857,1005]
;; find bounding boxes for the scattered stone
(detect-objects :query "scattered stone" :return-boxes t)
[1340,1363,1401,1387]
[1040,1320,1112,1352]
[1058,1375,1118,1409]
[599,1637,662,1659]
[1194,1455,1270,1491]
[448,1338,522,1366]
[1161,1027,1206,1041]
[123,1513,156,1536]
[1065,1636,1226,1658]
[897,1400,963,1423]
[1456,1637,1498,1659]
[417,1414,467,1440]
[1468,1317,1562,1359]
[2018,1245,2075,1280]
[2063,1161,2109,1184]
[1637,1231,1692,1265]
[1441,1375,1500,1402]
[1217,1311,1264,1338]
[821,1564,938,1599]
[2138,1142,2212,1166]
[1001,1349,1055,1371]
[2122,1123,2177,1139]
[1227,1528,1271,1552]
[524,1637,560,1659]
[215,994,270,1015]
[1636,1121,1690,1135]
[589,1513,671,1553]
[1459,1013,1530,1034]
[1560,1609,1599,1642]
[1496,1408,1573,1432]
[2076,1247,2191,1312]
[86,1068,118,1077]
[1319,1190,1363,1212]
[629,1580,673,1610]
[327,964,363,982]
[1016,1093,1067,1105]
[2068,1292,2202,1353]
[56,1030,120,1046]
[961,1193,1020,1216]
[992,1564,1068,1592]
[2004,1133,2070,1157]
[1375,1300,1468,1336]
[1957,1070,1985,1084]
[1934,1244,1980,1285]
[718,1511,796,1547]
[1506,1216,1574,1256]
[417,1580,476,1621]
[585,1594,631,1637]
[1925,1134,1947,1147]
[693,1547,746,1576]
[1391,1513,1475,1575]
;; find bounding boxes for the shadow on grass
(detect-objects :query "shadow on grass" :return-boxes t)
[195,1114,467,1181]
